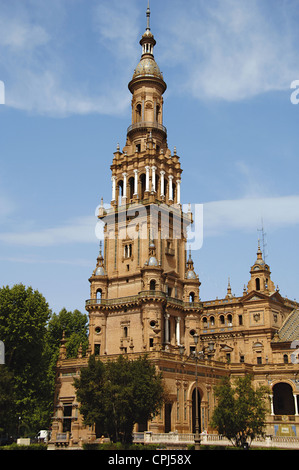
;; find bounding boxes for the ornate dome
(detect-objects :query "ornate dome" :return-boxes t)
[95,266,105,276]
[132,56,163,80]
[186,270,197,279]
[148,256,158,266]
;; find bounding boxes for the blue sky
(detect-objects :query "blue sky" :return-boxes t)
[1,0,299,314]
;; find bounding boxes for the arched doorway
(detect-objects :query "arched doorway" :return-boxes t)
[191,388,201,434]
[164,403,172,433]
[273,383,295,415]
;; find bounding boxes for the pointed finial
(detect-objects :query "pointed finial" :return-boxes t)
[226,277,232,298]
[256,238,264,262]
[146,0,151,31]
[257,238,261,252]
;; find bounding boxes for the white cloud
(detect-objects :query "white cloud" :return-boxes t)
[203,195,299,237]
[0,0,138,116]
[0,255,91,267]
[6,68,130,117]
[0,216,96,247]
[1,195,299,247]
[160,0,299,101]
[93,0,140,62]
[0,195,15,219]
[1,0,299,114]
[0,17,49,50]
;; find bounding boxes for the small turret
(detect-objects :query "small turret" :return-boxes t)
[247,240,276,294]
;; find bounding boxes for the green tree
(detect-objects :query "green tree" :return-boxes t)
[0,284,52,435]
[74,354,165,444]
[46,307,89,359]
[211,375,270,448]
[0,365,17,437]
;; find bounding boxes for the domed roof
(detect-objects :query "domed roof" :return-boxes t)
[186,270,197,279]
[132,56,163,80]
[95,266,105,276]
[142,29,154,39]
[148,256,158,266]
[255,258,265,266]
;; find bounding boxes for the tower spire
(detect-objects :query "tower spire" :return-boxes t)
[146,0,151,31]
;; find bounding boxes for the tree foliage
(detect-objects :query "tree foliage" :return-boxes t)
[0,284,88,437]
[0,365,16,436]
[210,375,270,448]
[74,354,165,444]
[46,307,89,359]
[0,284,52,434]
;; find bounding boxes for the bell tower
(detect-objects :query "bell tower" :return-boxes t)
[86,5,201,357]
[127,3,167,154]
[247,241,276,294]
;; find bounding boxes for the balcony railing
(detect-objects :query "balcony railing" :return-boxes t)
[127,121,167,135]
[86,290,202,310]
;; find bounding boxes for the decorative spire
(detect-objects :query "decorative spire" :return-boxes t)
[226,277,233,298]
[146,0,151,32]
[255,238,265,266]
[140,0,156,57]
[186,245,197,279]
[94,241,106,276]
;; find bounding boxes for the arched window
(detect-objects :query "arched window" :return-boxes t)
[123,326,128,338]
[202,317,208,328]
[140,173,146,200]
[156,104,160,122]
[220,315,225,325]
[210,316,215,327]
[227,314,233,326]
[124,244,132,259]
[150,280,156,291]
[283,354,288,364]
[96,289,102,303]
[136,103,142,122]
[255,278,260,291]
[118,180,123,205]
[189,292,195,303]
[128,176,135,200]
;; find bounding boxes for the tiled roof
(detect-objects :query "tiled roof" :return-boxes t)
[277,309,299,342]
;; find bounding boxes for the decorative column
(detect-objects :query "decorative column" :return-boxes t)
[294,393,299,415]
[151,166,156,192]
[176,317,181,346]
[122,172,127,200]
[270,394,274,415]
[176,179,181,204]
[145,166,150,192]
[168,175,173,201]
[111,175,116,201]
[160,170,165,197]
[164,313,170,344]
[133,169,138,196]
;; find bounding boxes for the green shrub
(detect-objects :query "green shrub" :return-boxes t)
[82,442,163,451]
[0,443,47,451]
